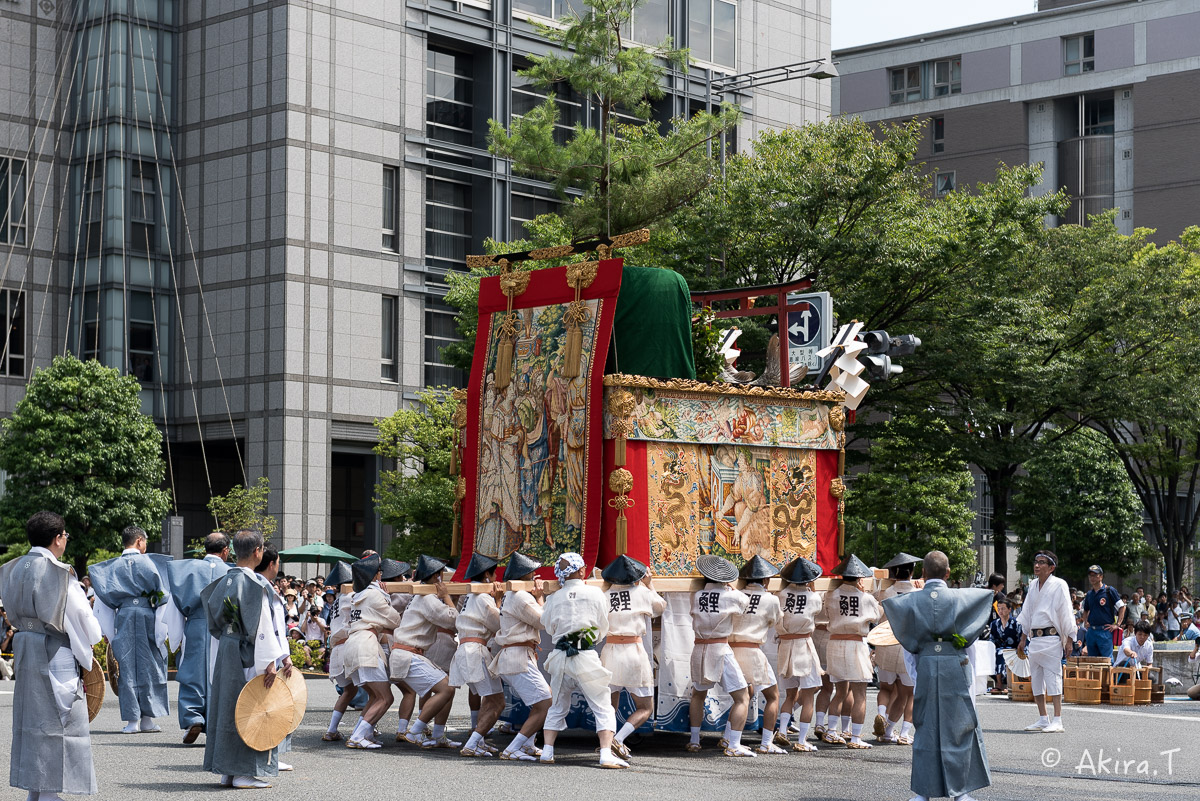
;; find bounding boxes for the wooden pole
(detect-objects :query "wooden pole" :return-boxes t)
[342,573,895,596]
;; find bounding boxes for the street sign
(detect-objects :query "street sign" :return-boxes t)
[785,291,832,370]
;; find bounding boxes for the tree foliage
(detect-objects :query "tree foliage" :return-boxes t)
[375,388,458,562]
[208,476,277,540]
[488,0,738,239]
[1012,427,1150,586]
[844,416,978,582]
[0,355,171,575]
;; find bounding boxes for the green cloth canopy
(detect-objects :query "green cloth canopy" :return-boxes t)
[608,266,697,380]
[278,542,356,564]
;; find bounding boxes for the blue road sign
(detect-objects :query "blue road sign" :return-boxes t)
[787,301,821,348]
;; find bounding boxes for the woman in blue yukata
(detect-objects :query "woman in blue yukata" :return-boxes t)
[989,596,1021,694]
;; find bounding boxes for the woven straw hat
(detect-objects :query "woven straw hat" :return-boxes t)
[235,673,296,751]
[282,668,308,733]
[866,620,898,647]
[83,657,106,722]
[105,641,120,695]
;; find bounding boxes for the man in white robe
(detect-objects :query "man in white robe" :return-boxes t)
[1017,549,1076,733]
[0,511,103,801]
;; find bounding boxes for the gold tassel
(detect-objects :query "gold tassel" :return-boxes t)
[451,477,466,557]
[607,389,635,468]
[451,516,461,557]
[450,431,459,476]
[496,332,514,390]
[615,515,628,556]
[608,468,634,558]
[563,325,582,377]
[615,435,626,467]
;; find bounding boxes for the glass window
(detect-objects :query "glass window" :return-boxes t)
[512,63,583,147]
[933,57,961,96]
[382,166,398,251]
[128,290,156,382]
[1083,97,1114,135]
[712,0,736,69]
[381,295,398,382]
[1064,34,1095,75]
[80,291,101,362]
[0,157,28,246]
[688,0,712,64]
[510,184,561,241]
[81,159,104,254]
[630,0,669,44]
[933,117,945,154]
[425,169,472,275]
[424,297,465,388]
[426,46,474,146]
[890,65,922,104]
[513,0,553,16]
[0,289,25,377]
[130,160,157,252]
[934,171,956,197]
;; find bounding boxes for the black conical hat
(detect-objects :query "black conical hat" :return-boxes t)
[697,554,738,583]
[882,552,922,570]
[351,554,381,592]
[414,554,448,582]
[739,555,779,581]
[464,553,499,581]
[380,558,410,582]
[601,554,648,585]
[784,556,822,585]
[504,551,541,580]
[326,561,353,589]
[835,553,872,580]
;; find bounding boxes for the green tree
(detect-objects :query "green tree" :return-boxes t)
[1012,427,1150,587]
[844,416,977,582]
[207,476,277,540]
[0,355,171,575]
[375,387,458,563]
[488,0,738,240]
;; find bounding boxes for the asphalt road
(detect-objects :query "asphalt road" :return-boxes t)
[1,679,1198,800]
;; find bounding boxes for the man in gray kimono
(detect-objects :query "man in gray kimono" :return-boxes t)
[88,525,173,733]
[165,532,230,743]
[201,529,292,790]
[0,511,103,801]
[882,551,993,801]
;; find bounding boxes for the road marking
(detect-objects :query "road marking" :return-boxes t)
[1053,705,1200,724]
[0,691,12,695]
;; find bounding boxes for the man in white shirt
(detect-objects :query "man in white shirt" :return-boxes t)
[0,510,103,800]
[1016,549,1076,733]
[1115,621,1154,668]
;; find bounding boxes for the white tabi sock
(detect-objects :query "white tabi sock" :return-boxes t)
[1034,715,1049,727]
[777,712,791,732]
[541,744,555,761]
[328,710,343,733]
[599,747,614,761]
[507,733,529,753]
[850,722,863,743]
[470,710,479,729]
[840,715,851,732]
[689,726,701,745]
[723,722,733,739]
[795,721,811,742]
[409,719,428,736]
[1051,716,1062,726]
[885,718,899,738]
[902,721,915,738]
[760,729,773,748]
[616,722,636,743]
[814,712,826,728]
[351,718,373,742]
[432,724,445,739]
[727,730,742,749]
[140,716,154,728]
[877,704,887,717]
[465,731,484,750]
[396,717,409,735]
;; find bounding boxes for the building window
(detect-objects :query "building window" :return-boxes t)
[1064,34,1095,76]
[512,63,584,147]
[933,58,961,96]
[130,161,157,252]
[513,0,587,19]
[626,0,669,44]
[381,295,398,382]
[0,157,28,246]
[510,184,562,241]
[424,297,465,388]
[1082,96,1114,135]
[932,117,945,154]
[425,169,472,275]
[81,159,103,254]
[688,0,737,68]
[0,289,25,377]
[128,291,156,382]
[889,65,922,104]
[382,166,398,251]
[427,46,474,147]
[934,171,956,197]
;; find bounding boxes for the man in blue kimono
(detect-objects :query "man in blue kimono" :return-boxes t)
[89,526,174,734]
[165,533,230,743]
[883,550,993,801]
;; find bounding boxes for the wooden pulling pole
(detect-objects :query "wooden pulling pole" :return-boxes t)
[341,572,893,596]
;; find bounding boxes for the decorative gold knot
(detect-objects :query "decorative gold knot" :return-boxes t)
[829,477,846,499]
[607,388,635,421]
[563,300,592,327]
[608,495,635,512]
[609,467,634,495]
[566,260,600,292]
[499,269,531,299]
[828,405,846,433]
[455,477,467,502]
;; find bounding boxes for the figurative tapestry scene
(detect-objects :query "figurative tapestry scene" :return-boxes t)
[473,298,607,566]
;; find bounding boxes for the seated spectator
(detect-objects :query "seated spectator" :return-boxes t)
[1182,612,1200,641]
[301,604,329,642]
[1113,621,1154,683]
[283,590,302,631]
[989,596,1021,694]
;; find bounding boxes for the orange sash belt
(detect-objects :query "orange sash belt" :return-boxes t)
[729,641,762,648]
[778,633,812,640]
[459,637,488,645]
[606,635,642,644]
[830,634,863,642]
[693,637,728,645]
[392,643,425,655]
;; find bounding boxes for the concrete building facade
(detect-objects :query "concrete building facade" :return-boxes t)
[833,0,1200,243]
[0,0,831,554]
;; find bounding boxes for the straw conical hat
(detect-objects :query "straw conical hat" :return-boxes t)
[866,620,898,647]
[282,668,308,733]
[235,673,295,751]
[83,657,106,722]
[105,640,120,695]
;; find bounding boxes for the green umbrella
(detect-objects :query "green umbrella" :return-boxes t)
[278,542,357,565]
